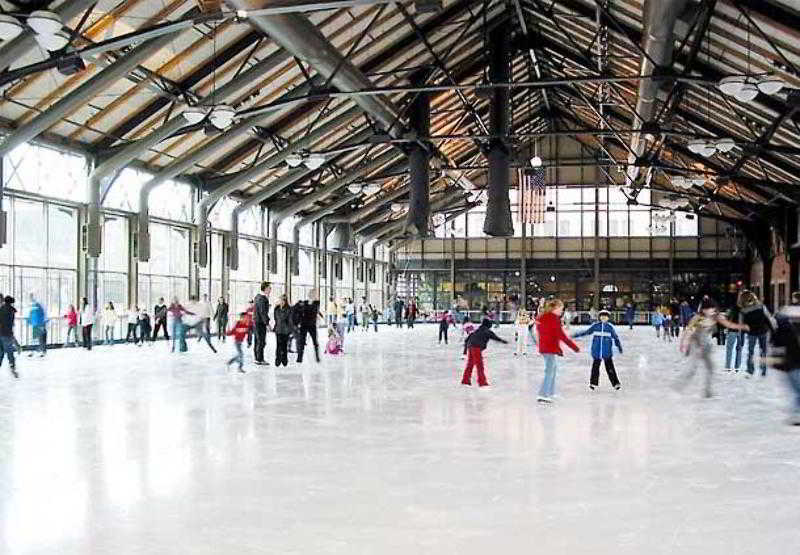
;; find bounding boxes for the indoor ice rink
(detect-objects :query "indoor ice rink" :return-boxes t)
[0,0,798,553]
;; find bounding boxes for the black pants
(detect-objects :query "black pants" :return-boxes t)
[153,319,169,340]
[439,326,448,344]
[296,325,320,363]
[139,325,151,343]
[82,324,93,350]
[395,312,403,328]
[254,322,267,363]
[407,317,414,329]
[275,333,289,366]
[126,323,138,343]
[591,357,620,387]
[216,318,227,341]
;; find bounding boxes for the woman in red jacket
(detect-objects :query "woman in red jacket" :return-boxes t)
[536,299,579,403]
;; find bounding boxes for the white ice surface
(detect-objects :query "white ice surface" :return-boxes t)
[0,326,798,554]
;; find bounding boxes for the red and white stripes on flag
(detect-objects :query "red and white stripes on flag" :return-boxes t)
[517,168,546,223]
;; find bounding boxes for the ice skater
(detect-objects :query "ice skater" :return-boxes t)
[739,290,775,378]
[225,312,250,373]
[438,310,454,344]
[0,296,19,378]
[325,324,342,355]
[514,309,532,356]
[770,291,800,425]
[536,299,580,403]
[651,310,663,339]
[273,293,294,367]
[572,309,623,390]
[137,309,152,346]
[460,318,508,387]
[677,298,748,398]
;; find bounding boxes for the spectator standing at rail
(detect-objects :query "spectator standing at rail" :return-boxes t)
[253,282,272,366]
[214,297,229,343]
[79,298,94,350]
[152,298,169,341]
[63,304,78,347]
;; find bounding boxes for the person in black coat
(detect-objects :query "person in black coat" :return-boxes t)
[394,297,404,329]
[273,294,295,367]
[296,289,323,363]
[253,282,271,365]
[461,318,507,387]
[152,298,169,340]
[0,296,19,378]
[214,297,229,342]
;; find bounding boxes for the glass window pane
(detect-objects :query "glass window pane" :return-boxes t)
[15,199,46,267]
[100,215,128,272]
[558,212,581,237]
[629,211,650,237]
[48,205,77,268]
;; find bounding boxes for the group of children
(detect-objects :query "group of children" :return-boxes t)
[459,299,627,403]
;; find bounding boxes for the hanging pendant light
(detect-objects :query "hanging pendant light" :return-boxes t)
[209,104,235,129]
[285,153,304,168]
[718,75,746,96]
[33,29,69,51]
[390,202,405,213]
[346,183,363,194]
[715,137,735,153]
[734,82,759,103]
[699,142,717,157]
[757,75,785,95]
[687,138,706,154]
[530,155,542,167]
[183,105,208,125]
[362,183,380,195]
[304,153,326,170]
[28,10,62,36]
[0,14,24,41]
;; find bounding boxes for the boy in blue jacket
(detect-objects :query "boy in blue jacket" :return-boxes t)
[573,309,623,390]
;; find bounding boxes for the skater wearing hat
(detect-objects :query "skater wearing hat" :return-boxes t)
[573,309,623,390]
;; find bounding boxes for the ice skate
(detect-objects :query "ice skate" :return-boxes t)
[9,366,18,379]
[537,396,552,403]
[614,385,621,391]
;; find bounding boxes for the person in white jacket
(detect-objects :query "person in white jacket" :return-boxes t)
[184,296,217,353]
[79,297,95,350]
[102,302,117,345]
[514,309,533,356]
[200,294,214,337]
[124,306,139,343]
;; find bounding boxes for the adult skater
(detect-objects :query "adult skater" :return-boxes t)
[360,297,371,332]
[296,289,322,363]
[514,309,532,356]
[152,298,169,341]
[438,310,454,344]
[770,291,800,425]
[345,298,355,333]
[327,297,338,326]
[460,318,508,387]
[679,300,693,332]
[79,298,94,350]
[184,296,217,353]
[200,294,214,337]
[394,296,404,328]
[573,309,623,390]
[167,297,191,353]
[0,296,19,378]
[624,302,635,330]
[724,297,743,372]
[253,282,271,366]
[669,298,681,337]
[214,297,229,342]
[536,299,580,403]
[678,298,749,398]
[273,293,294,367]
[102,302,117,345]
[652,310,664,339]
[739,290,775,378]
[406,298,418,329]
[27,294,47,357]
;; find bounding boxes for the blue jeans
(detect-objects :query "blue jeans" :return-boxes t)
[32,325,47,354]
[786,369,800,411]
[171,320,187,352]
[0,335,16,368]
[104,325,114,345]
[227,341,244,369]
[347,313,354,333]
[725,331,742,370]
[539,354,558,397]
[746,333,768,376]
[65,324,78,346]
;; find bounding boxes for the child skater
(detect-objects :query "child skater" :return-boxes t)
[137,309,152,347]
[460,318,508,387]
[536,298,580,403]
[325,324,343,355]
[514,309,532,356]
[677,298,748,398]
[225,312,250,373]
[573,309,623,390]
[438,310,454,344]
[652,310,664,339]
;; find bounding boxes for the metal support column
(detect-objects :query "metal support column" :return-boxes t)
[521,222,527,306]
[483,25,513,237]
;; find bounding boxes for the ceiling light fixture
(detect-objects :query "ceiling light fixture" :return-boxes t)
[530,155,542,167]
[362,183,380,195]
[182,105,208,125]
[757,75,785,95]
[390,202,406,213]
[285,153,303,168]
[687,138,706,154]
[33,29,69,51]
[717,75,746,96]
[715,137,736,153]
[27,10,62,36]
[346,184,363,194]
[733,82,759,103]
[209,104,235,129]
[0,14,23,41]
[304,153,326,170]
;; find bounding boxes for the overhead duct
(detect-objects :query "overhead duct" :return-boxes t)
[290,193,360,275]
[195,104,361,267]
[405,73,431,236]
[482,25,514,237]
[263,148,402,273]
[331,222,354,252]
[625,0,690,187]
[227,1,404,139]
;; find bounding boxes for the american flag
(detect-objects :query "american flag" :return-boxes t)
[518,168,546,223]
